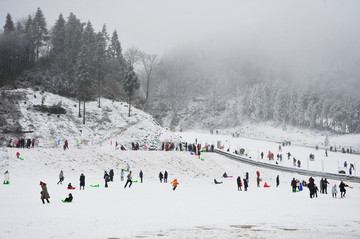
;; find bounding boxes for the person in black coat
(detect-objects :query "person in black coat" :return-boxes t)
[139,170,143,183]
[245,172,249,181]
[339,181,348,198]
[237,176,242,191]
[159,172,163,183]
[164,171,168,183]
[276,175,280,187]
[109,169,114,182]
[64,193,73,202]
[260,152,264,159]
[291,178,297,192]
[104,171,110,188]
[79,173,85,190]
[243,178,248,191]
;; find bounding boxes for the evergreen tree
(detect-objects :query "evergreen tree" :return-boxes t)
[74,21,96,124]
[51,13,66,56]
[123,65,140,117]
[32,7,48,61]
[3,13,15,35]
[64,13,84,83]
[95,31,107,107]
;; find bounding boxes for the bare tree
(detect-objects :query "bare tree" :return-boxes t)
[124,47,142,68]
[141,53,159,111]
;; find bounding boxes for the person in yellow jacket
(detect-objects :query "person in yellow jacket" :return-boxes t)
[172,179,179,191]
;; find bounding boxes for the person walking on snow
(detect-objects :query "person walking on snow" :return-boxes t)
[139,170,143,183]
[172,179,179,191]
[124,171,133,188]
[323,178,329,194]
[109,169,114,182]
[237,176,242,191]
[260,152,264,159]
[291,178,297,192]
[164,171,168,183]
[243,178,248,191]
[104,171,110,188]
[339,181,348,198]
[79,173,85,190]
[40,181,50,204]
[3,170,10,184]
[159,172,164,183]
[57,170,64,185]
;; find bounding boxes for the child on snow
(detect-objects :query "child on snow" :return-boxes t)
[332,184,337,198]
[67,183,73,189]
[172,179,179,191]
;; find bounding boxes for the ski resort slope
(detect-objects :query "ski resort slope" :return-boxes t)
[0,145,360,239]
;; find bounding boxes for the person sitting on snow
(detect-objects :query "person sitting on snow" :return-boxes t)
[64,193,73,202]
[67,183,73,189]
[3,170,10,184]
[223,172,228,178]
[214,179,223,184]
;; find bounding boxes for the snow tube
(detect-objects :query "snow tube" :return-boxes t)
[264,182,270,187]
[90,184,99,187]
[67,187,76,190]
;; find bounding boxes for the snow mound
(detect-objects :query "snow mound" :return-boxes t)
[2,88,180,148]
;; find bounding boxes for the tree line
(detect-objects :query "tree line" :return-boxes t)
[0,8,160,123]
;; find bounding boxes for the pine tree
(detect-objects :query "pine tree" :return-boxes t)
[32,7,48,61]
[74,21,96,124]
[95,31,107,107]
[64,13,84,83]
[3,13,15,35]
[123,65,140,117]
[51,13,66,56]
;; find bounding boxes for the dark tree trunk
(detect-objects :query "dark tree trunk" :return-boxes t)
[83,101,85,124]
[78,99,81,117]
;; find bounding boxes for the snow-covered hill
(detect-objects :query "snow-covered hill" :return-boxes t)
[0,88,180,148]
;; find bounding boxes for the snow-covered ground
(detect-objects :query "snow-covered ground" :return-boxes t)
[178,132,359,176]
[2,88,180,148]
[1,89,359,238]
[1,138,360,239]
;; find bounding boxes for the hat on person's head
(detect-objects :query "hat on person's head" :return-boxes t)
[40,181,43,185]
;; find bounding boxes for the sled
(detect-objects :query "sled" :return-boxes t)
[3,182,10,185]
[228,176,233,178]
[200,158,205,161]
[190,153,194,155]
[20,157,24,160]
[132,180,138,183]
[90,184,99,187]
[121,169,128,172]
[62,200,72,203]
[67,187,76,190]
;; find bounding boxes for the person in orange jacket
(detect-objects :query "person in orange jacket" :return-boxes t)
[172,179,179,191]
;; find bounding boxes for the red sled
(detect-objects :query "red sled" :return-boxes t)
[67,187,76,190]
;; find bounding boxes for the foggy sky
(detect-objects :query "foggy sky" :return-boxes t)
[1,0,360,58]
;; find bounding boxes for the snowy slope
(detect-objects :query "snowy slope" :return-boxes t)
[2,88,180,148]
[1,139,360,239]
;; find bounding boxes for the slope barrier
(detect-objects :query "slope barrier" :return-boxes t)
[215,149,360,183]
